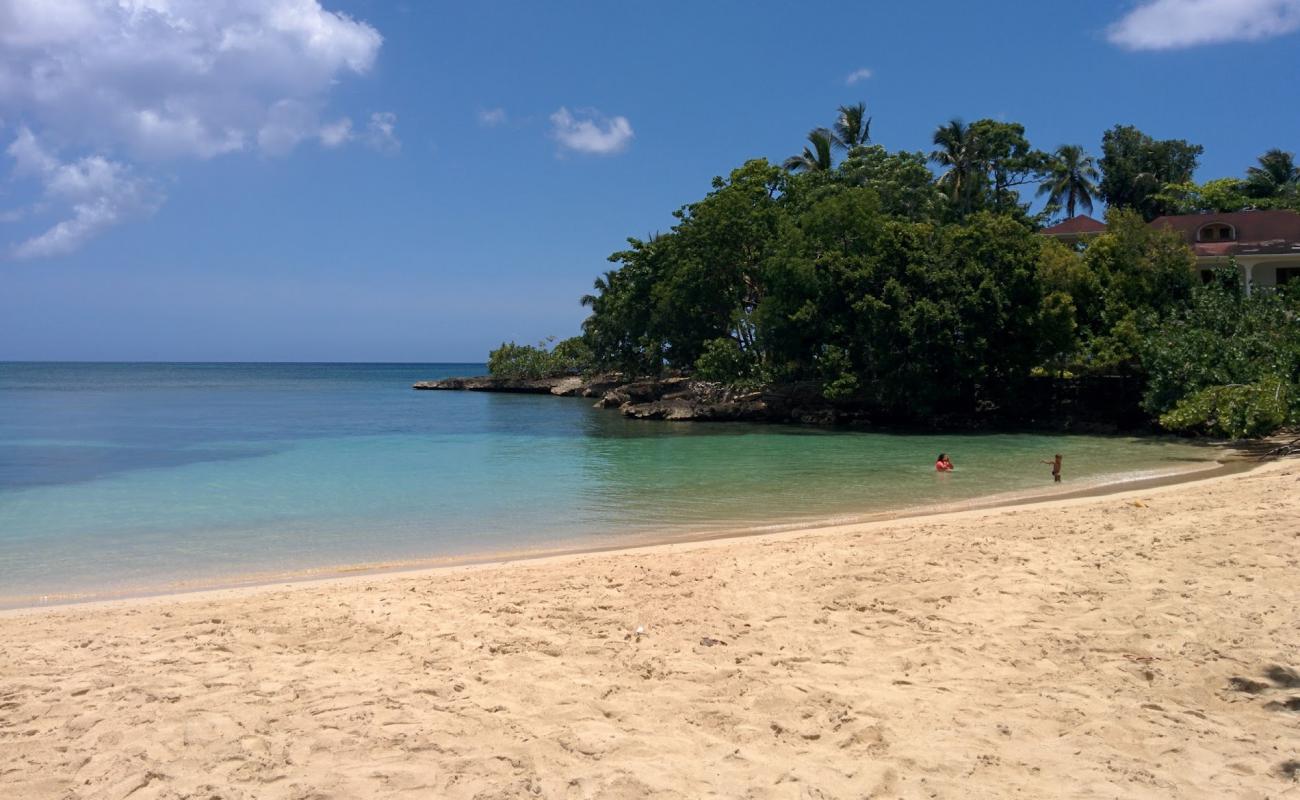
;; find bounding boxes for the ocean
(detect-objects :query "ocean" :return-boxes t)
[0,362,1219,606]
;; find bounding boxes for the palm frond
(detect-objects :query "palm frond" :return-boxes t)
[1038,144,1099,218]
[833,102,870,150]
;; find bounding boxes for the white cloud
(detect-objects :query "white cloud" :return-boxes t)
[549,107,633,156]
[364,111,400,154]
[0,0,386,256]
[310,112,397,153]
[0,0,384,161]
[7,127,57,176]
[478,107,507,127]
[318,117,354,148]
[256,99,318,156]
[845,67,873,85]
[6,128,161,259]
[1108,0,1300,50]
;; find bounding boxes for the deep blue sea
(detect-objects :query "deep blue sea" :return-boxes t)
[0,362,1219,606]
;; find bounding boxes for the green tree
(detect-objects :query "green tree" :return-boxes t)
[1073,208,1196,371]
[694,337,763,386]
[831,102,871,152]
[1038,144,1099,218]
[753,184,890,389]
[1141,269,1300,437]
[931,119,1045,218]
[581,241,669,375]
[1153,177,1253,214]
[783,128,836,173]
[584,160,788,373]
[1158,379,1291,439]
[1035,237,1095,370]
[1242,148,1300,200]
[930,118,983,216]
[758,194,1052,416]
[839,145,944,220]
[659,160,786,367]
[968,119,1045,212]
[1097,125,1203,220]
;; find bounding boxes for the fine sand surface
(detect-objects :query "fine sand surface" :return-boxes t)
[2,462,1297,799]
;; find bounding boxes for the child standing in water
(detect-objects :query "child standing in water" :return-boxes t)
[1042,453,1063,482]
[935,453,954,472]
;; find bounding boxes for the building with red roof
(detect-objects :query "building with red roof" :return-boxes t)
[1040,209,1300,293]
[1039,214,1108,244]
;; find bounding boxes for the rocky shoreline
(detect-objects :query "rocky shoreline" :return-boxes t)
[413,373,1156,431]
[413,374,841,423]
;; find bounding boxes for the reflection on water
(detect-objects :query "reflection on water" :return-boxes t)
[0,362,1220,603]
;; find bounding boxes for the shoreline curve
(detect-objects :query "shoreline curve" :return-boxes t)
[0,448,1257,614]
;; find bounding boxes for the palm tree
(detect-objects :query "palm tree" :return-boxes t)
[832,103,871,151]
[1242,149,1300,199]
[580,269,618,309]
[1037,144,1099,218]
[784,127,836,173]
[930,119,980,211]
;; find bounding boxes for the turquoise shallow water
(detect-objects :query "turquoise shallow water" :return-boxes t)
[0,362,1218,605]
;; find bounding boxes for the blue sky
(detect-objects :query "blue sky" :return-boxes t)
[2,0,1299,361]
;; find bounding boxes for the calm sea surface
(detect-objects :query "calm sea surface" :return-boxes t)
[0,362,1217,605]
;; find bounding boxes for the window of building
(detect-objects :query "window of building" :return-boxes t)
[1198,223,1235,242]
[1277,267,1300,286]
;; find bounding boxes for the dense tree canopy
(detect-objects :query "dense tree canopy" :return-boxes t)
[927,119,1047,219]
[572,143,1184,422]
[494,107,1300,436]
[1097,125,1203,220]
[1141,271,1300,437]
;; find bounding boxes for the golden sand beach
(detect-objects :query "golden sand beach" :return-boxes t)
[2,460,1297,799]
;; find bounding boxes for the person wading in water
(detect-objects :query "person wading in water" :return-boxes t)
[1042,453,1063,483]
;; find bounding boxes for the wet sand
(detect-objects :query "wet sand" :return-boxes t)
[1,458,1297,798]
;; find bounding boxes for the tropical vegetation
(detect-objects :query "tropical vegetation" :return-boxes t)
[486,336,592,380]
[490,108,1300,437]
[1038,144,1098,219]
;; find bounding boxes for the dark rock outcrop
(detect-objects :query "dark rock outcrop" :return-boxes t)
[595,378,852,423]
[596,377,691,409]
[413,372,1146,430]
[577,375,627,399]
[413,376,569,394]
[602,379,758,421]
[413,374,806,422]
[413,373,629,398]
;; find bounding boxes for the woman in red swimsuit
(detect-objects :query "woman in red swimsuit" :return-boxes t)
[935,453,954,472]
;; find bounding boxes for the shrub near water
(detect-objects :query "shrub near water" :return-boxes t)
[1141,269,1300,437]
[694,337,763,388]
[1158,378,1291,439]
[487,337,594,379]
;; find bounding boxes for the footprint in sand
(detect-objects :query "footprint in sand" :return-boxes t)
[1227,664,1300,713]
